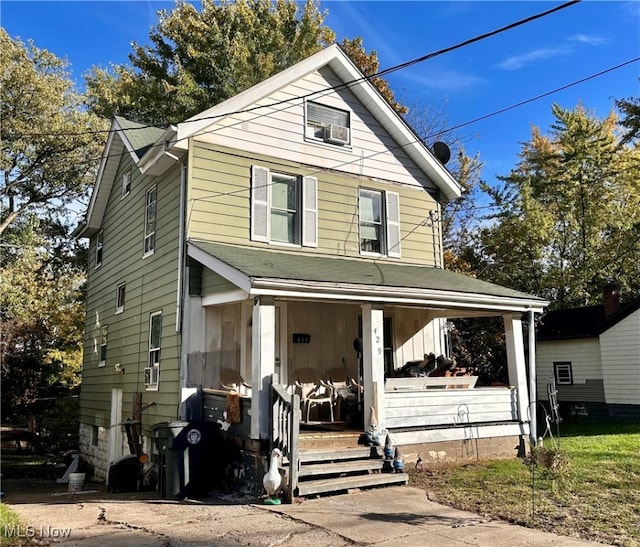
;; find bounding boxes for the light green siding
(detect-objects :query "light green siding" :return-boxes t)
[187,141,440,266]
[81,146,183,441]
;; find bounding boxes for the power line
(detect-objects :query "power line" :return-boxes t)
[16,0,582,140]
[185,56,640,203]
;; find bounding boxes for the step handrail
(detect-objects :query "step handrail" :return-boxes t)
[270,376,300,501]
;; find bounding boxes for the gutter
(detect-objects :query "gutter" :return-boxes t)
[250,278,549,313]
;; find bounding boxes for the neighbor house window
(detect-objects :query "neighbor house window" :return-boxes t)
[359,189,401,257]
[250,166,317,247]
[99,325,108,366]
[143,186,157,256]
[554,361,573,385]
[95,230,104,268]
[305,102,350,145]
[145,312,162,390]
[121,170,131,198]
[116,283,126,314]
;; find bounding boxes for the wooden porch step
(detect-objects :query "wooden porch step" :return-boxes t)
[298,459,385,478]
[296,472,409,496]
[298,447,379,463]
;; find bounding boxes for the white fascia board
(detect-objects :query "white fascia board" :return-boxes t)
[251,278,548,313]
[75,119,120,238]
[201,290,250,307]
[327,58,461,201]
[137,126,179,175]
[187,244,252,294]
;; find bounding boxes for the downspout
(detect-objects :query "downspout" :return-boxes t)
[176,161,187,334]
[528,309,537,446]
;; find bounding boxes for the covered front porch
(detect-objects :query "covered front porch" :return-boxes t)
[183,240,547,497]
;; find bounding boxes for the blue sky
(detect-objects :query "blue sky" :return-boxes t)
[3,1,639,190]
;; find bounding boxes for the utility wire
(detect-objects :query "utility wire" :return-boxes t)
[16,0,582,140]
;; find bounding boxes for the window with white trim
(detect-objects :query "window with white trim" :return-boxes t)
[145,312,162,390]
[143,186,157,256]
[121,170,131,198]
[250,166,317,247]
[305,102,351,145]
[554,361,573,385]
[95,230,104,268]
[116,283,126,314]
[99,325,108,366]
[359,189,401,257]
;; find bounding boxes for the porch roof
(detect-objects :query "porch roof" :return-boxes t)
[188,240,548,313]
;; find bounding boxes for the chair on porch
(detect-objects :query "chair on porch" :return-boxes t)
[295,380,335,423]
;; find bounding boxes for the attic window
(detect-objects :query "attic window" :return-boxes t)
[121,170,131,198]
[306,102,350,145]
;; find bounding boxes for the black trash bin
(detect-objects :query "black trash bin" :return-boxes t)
[153,421,219,499]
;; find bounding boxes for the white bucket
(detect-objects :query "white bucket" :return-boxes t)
[68,472,85,492]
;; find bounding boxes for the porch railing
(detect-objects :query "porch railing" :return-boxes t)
[270,377,300,500]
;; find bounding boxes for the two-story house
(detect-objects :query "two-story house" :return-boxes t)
[75,44,547,497]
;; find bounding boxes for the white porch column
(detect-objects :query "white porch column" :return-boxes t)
[528,309,537,444]
[504,314,530,428]
[361,304,385,430]
[251,297,275,440]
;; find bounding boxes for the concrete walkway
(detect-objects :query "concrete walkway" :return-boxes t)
[4,479,607,546]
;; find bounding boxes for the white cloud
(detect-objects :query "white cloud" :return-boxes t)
[398,67,486,93]
[568,33,608,46]
[497,46,571,70]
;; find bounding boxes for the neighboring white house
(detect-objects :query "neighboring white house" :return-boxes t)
[536,286,640,422]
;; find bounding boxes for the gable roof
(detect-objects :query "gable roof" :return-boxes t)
[537,295,640,341]
[176,44,461,201]
[74,117,177,238]
[188,240,548,313]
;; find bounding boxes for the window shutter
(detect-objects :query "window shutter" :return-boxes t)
[302,175,318,247]
[251,165,270,242]
[386,191,401,258]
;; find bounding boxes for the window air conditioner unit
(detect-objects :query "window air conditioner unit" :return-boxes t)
[144,366,159,386]
[324,124,350,145]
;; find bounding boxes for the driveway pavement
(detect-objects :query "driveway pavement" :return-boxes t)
[3,478,607,546]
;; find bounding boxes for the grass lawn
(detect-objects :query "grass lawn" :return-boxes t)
[0,503,37,546]
[409,423,640,547]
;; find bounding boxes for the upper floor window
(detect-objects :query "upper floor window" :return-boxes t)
[145,311,162,390]
[121,170,131,198]
[95,230,104,268]
[143,186,157,257]
[99,325,108,366]
[250,165,317,247]
[359,189,401,258]
[116,283,126,314]
[554,361,573,385]
[306,102,350,146]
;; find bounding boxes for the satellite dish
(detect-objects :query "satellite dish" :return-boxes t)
[432,142,451,165]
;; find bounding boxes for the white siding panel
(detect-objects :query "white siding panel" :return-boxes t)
[536,338,602,399]
[600,310,640,405]
[193,66,436,191]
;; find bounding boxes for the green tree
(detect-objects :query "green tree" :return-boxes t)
[0,29,106,237]
[1,217,84,443]
[340,37,407,115]
[616,93,640,144]
[85,0,335,125]
[478,104,640,308]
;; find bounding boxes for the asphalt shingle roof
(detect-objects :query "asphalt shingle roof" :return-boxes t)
[189,239,545,302]
[115,116,166,159]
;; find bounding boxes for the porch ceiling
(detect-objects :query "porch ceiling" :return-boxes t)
[188,240,548,313]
